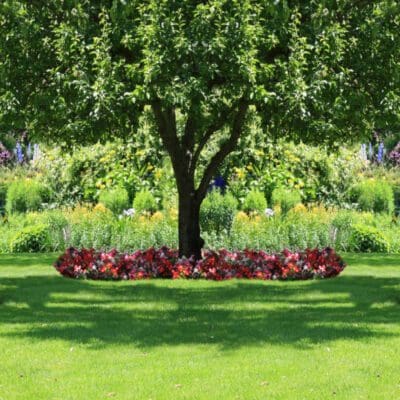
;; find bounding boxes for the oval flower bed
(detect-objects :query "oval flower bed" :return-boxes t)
[54,247,346,281]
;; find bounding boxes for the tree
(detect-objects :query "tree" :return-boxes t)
[1,0,399,258]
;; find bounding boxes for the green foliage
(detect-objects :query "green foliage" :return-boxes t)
[6,179,49,214]
[351,179,394,214]
[9,224,49,253]
[226,139,365,207]
[0,181,7,214]
[33,139,165,206]
[0,166,29,214]
[99,187,129,215]
[242,190,267,214]
[1,0,400,256]
[393,185,400,216]
[0,206,399,254]
[271,187,302,214]
[133,190,158,215]
[200,190,238,234]
[350,224,390,253]
[2,1,400,143]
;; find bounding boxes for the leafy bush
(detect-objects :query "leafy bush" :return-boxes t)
[331,211,356,251]
[33,137,164,206]
[133,190,158,214]
[271,187,302,214]
[350,224,390,253]
[350,179,394,214]
[98,187,129,215]
[393,185,400,216]
[225,138,364,207]
[0,202,398,255]
[242,190,267,214]
[200,190,238,234]
[0,181,7,214]
[6,179,49,214]
[9,224,49,253]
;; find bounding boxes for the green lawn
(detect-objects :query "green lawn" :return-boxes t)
[0,254,399,400]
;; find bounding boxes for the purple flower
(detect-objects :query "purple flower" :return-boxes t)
[389,142,400,167]
[15,142,24,164]
[0,142,12,166]
[377,142,385,164]
[211,175,227,192]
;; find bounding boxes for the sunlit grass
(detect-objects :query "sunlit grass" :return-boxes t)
[0,253,399,399]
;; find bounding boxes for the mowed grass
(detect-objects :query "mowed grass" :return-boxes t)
[0,254,399,400]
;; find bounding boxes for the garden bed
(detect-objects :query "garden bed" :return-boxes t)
[54,247,345,281]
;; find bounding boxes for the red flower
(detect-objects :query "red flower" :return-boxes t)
[54,247,346,281]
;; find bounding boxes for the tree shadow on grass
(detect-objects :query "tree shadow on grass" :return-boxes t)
[0,272,399,350]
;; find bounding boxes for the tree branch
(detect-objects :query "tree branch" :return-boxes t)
[151,100,185,181]
[181,102,197,157]
[195,100,249,202]
[189,104,238,176]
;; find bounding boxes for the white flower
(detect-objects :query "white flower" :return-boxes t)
[123,208,135,217]
[265,208,275,217]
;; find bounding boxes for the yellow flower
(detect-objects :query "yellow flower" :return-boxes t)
[235,168,246,180]
[154,168,163,180]
[292,203,307,214]
[94,203,109,214]
[235,211,249,223]
[138,215,148,223]
[167,207,178,220]
[151,211,164,222]
[273,205,282,215]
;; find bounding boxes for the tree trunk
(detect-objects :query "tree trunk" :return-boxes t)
[178,188,204,260]
[151,100,248,260]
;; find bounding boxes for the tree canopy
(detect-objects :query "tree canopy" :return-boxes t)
[1,0,399,257]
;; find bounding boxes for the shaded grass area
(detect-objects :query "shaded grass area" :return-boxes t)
[0,253,399,399]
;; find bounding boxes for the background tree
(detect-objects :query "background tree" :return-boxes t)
[1,0,399,258]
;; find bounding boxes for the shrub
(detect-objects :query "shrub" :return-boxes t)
[27,210,69,252]
[6,179,49,214]
[133,190,158,214]
[350,179,394,214]
[98,187,129,215]
[393,184,400,216]
[0,181,7,214]
[9,224,49,253]
[271,187,302,214]
[242,190,267,214]
[350,224,390,253]
[55,247,346,280]
[200,190,238,234]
